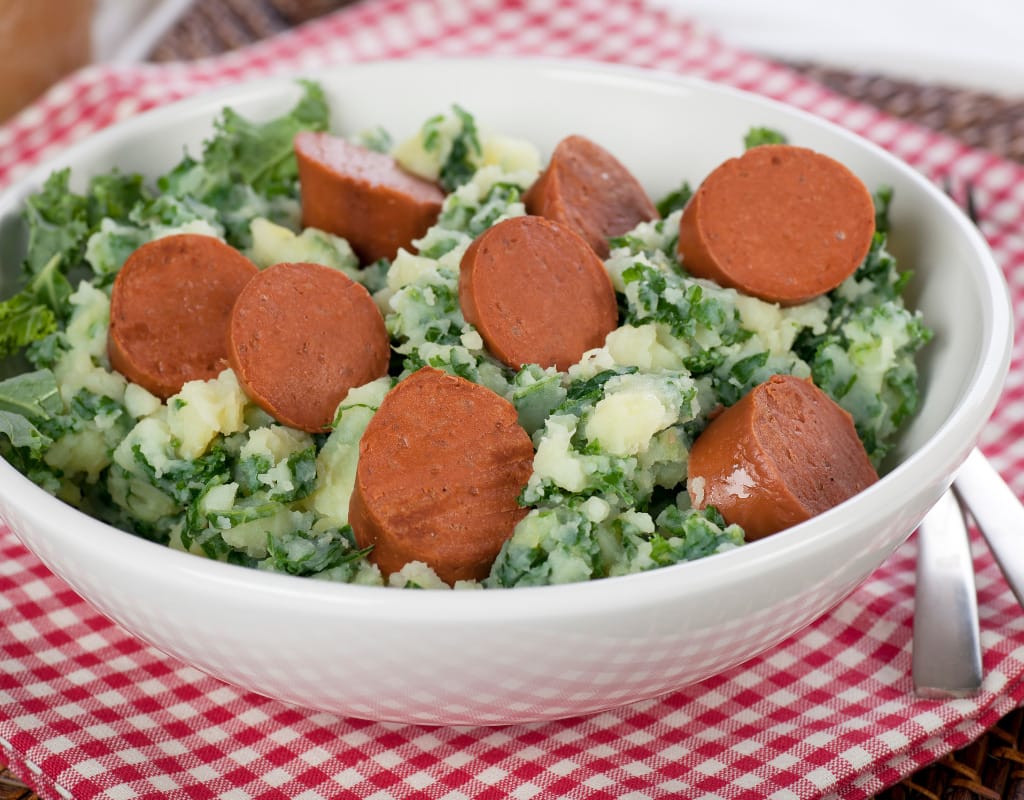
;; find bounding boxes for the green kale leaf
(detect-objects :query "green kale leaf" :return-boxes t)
[262,526,372,577]
[0,369,63,422]
[157,80,328,246]
[556,367,636,419]
[22,169,89,276]
[0,289,57,358]
[0,369,63,457]
[132,442,230,506]
[655,181,692,217]
[648,505,745,565]
[744,126,788,149]
[201,79,329,196]
[873,185,893,234]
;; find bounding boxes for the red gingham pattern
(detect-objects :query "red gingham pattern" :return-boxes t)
[2,1,1024,798]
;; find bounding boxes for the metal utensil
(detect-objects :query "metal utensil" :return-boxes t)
[912,488,984,697]
[909,177,987,698]
[954,447,1024,609]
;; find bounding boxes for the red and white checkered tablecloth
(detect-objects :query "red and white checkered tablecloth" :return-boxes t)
[2,1,1024,798]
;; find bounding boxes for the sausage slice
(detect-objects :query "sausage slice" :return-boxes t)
[687,374,878,540]
[294,131,445,264]
[523,134,658,258]
[459,215,618,371]
[349,367,534,584]
[108,233,259,399]
[228,261,389,433]
[678,144,876,305]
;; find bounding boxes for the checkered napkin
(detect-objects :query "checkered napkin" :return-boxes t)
[2,1,1024,798]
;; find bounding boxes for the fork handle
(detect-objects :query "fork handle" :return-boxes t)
[953,447,1024,609]
[912,488,983,697]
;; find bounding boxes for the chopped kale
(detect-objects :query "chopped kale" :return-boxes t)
[655,181,693,217]
[200,79,329,197]
[744,126,788,149]
[423,105,482,192]
[263,526,372,577]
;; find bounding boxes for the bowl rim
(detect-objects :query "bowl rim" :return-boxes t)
[0,56,1013,620]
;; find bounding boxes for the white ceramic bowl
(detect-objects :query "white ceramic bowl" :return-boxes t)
[0,59,1011,725]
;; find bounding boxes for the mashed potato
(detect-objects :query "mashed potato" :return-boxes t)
[0,92,930,589]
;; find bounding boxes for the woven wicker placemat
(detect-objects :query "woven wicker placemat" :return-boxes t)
[785,61,1024,164]
[1,2,1022,799]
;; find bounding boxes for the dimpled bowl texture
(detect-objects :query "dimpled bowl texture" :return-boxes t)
[0,59,1012,725]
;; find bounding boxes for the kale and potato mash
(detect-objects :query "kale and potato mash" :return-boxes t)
[0,81,930,588]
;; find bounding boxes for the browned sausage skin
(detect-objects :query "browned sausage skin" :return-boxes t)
[678,144,876,306]
[687,374,878,540]
[458,215,619,371]
[524,134,658,258]
[228,261,390,433]
[108,233,259,399]
[349,367,534,585]
[294,131,445,264]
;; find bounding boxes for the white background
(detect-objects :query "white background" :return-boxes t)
[95,0,1024,97]
[652,0,1024,96]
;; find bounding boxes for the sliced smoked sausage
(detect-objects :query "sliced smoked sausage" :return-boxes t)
[228,261,389,433]
[349,366,534,584]
[108,233,259,399]
[687,374,878,540]
[678,144,876,306]
[523,134,658,259]
[459,215,618,371]
[294,131,445,264]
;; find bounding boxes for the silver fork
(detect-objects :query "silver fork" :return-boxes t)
[939,178,1024,606]
[916,443,1024,698]
[944,174,1024,603]
[955,449,1024,608]
[912,488,983,696]
[911,178,988,697]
